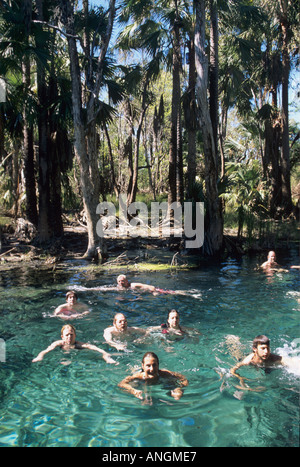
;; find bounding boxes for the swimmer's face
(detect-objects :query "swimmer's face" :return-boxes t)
[254,344,270,361]
[67,294,77,306]
[114,315,128,332]
[268,252,276,264]
[61,327,76,345]
[167,311,180,329]
[142,356,159,379]
[117,276,130,288]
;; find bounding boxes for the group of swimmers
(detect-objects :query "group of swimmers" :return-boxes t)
[32,251,299,402]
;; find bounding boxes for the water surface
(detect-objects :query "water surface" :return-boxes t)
[0,251,299,447]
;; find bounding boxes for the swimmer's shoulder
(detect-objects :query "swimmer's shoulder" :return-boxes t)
[240,353,255,366]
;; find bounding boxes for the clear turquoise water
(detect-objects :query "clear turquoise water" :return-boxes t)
[0,250,299,447]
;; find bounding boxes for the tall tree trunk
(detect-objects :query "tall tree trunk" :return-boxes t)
[62,6,101,259]
[36,0,50,242]
[168,1,183,206]
[279,2,292,215]
[209,0,219,173]
[22,0,38,226]
[194,0,223,255]
[103,123,119,198]
[186,36,197,199]
[59,0,115,260]
[128,77,150,206]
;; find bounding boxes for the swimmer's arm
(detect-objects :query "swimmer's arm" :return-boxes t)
[32,340,63,362]
[103,327,114,345]
[145,326,161,334]
[74,303,90,313]
[130,282,156,292]
[118,374,144,399]
[54,304,67,315]
[131,326,147,336]
[230,354,254,388]
[103,328,126,351]
[161,369,189,400]
[77,342,117,364]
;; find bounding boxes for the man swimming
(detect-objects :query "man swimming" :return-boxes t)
[230,335,300,389]
[32,324,117,364]
[69,275,187,296]
[54,291,90,319]
[103,313,147,351]
[116,274,187,295]
[260,251,288,272]
[118,351,188,403]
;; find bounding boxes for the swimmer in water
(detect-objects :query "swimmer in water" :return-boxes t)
[103,313,147,351]
[69,275,188,295]
[260,251,288,273]
[230,335,300,389]
[54,291,90,319]
[147,309,200,339]
[118,351,188,402]
[116,274,187,296]
[32,324,117,364]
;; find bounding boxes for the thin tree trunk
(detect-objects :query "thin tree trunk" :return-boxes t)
[280,2,292,215]
[59,0,115,260]
[209,0,219,173]
[168,3,182,207]
[194,0,223,255]
[186,36,197,199]
[36,0,50,242]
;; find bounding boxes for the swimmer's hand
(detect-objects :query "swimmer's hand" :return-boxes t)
[133,389,144,400]
[32,355,43,362]
[103,354,118,365]
[171,388,184,400]
[114,343,127,351]
[234,384,266,392]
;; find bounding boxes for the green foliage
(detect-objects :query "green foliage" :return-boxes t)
[0,0,298,239]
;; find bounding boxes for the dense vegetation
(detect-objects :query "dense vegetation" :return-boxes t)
[0,0,299,261]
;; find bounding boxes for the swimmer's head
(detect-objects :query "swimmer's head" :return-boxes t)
[167,309,180,328]
[142,352,159,378]
[113,313,128,331]
[252,335,271,361]
[252,335,270,349]
[61,324,76,344]
[267,251,276,263]
[117,275,130,288]
[66,291,78,303]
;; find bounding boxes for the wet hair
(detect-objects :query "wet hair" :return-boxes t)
[252,335,270,349]
[113,313,126,324]
[61,324,76,335]
[142,352,159,366]
[66,291,78,300]
[168,309,179,319]
[117,274,127,281]
[166,309,183,331]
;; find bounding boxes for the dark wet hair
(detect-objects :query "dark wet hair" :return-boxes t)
[168,309,178,318]
[252,335,270,348]
[142,352,159,366]
[66,291,78,300]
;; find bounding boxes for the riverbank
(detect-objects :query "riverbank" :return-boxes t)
[0,215,299,272]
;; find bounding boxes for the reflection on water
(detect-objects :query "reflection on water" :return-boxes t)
[0,252,299,447]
